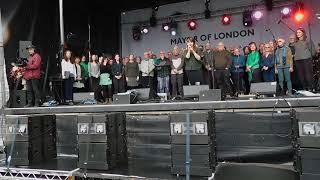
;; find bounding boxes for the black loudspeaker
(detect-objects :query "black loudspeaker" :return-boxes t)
[12,90,27,108]
[132,88,149,101]
[5,115,56,166]
[214,162,299,180]
[113,92,136,104]
[291,108,320,178]
[199,89,221,101]
[250,82,277,96]
[169,110,216,177]
[56,114,78,155]
[183,85,209,98]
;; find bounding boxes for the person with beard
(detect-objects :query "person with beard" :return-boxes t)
[275,38,293,95]
[171,46,185,99]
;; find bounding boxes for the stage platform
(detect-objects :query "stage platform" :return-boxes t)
[1,97,319,179]
[3,97,320,115]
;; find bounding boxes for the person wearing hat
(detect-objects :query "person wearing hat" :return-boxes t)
[23,44,42,107]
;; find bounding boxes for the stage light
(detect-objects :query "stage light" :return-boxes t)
[294,10,305,22]
[132,25,141,41]
[281,7,291,15]
[141,26,149,34]
[253,10,263,20]
[162,23,170,31]
[187,19,197,31]
[302,123,316,136]
[317,14,320,20]
[222,14,231,25]
[168,21,178,36]
[243,10,253,27]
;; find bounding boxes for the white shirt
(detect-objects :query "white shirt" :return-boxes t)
[61,59,76,79]
[171,57,183,74]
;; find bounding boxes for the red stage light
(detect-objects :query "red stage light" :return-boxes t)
[187,19,197,30]
[294,11,305,22]
[222,14,231,25]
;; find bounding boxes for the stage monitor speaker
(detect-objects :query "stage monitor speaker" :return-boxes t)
[12,90,27,108]
[19,41,32,59]
[113,92,136,104]
[73,92,94,103]
[199,89,221,101]
[131,88,149,101]
[183,85,209,98]
[250,82,277,96]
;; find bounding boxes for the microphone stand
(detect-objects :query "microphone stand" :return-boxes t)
[278,19,295,33]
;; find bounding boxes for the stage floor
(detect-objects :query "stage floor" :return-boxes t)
[3,97,320,115]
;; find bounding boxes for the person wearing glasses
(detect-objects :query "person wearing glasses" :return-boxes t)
[154,50,171,94]
[275,38,293,95]
[260,44,275,82]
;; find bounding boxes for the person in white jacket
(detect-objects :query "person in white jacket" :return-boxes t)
[61,50,76,105]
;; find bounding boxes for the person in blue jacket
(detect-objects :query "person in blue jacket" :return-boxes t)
[231,48,246,95]
[260,43,275,82]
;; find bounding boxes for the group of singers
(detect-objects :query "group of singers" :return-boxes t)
[19,27,318,107]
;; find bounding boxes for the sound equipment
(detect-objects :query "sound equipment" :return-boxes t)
[5,115,56,166]
[77,113,127,170]
[113,92,136,104]
[12,90,27,108]
[291,108,320,179]
[19,41,32,59]
[250,82,277,96]
[131,88,149,101]
[56,114,78,155]
[169,110,216,177]
[73,92,95,103]
[183,85,209,98]
[199,89,221,101]
[214,162,299,180]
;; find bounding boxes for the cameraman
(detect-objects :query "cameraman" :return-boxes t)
[23,45,42,107]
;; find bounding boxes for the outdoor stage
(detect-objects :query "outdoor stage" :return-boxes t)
[1,97,320,179]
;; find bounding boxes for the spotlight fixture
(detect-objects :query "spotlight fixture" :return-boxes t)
[253,10,263,20]
[281,7,291,16]
[222,14,231,25]
[243,10,253,27]
[187,19,197,31]
[132,25,141,41]
[141,26,149,34]
[170,21,178,36]
[204,0,211,19]
[294,10,305,22]
[293,1,305,23]
[162,23,170,31]
[316,13,320,20]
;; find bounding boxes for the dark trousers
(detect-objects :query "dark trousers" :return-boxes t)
[295,59,314,90]
[102,85,112,99]
[171,74,184,97]
[207,70,214,89]
[186,70,203,85]
[63,78,73,102]
[141,76,157,99]
[91,77,100,101]
[214,70,231,97]
[113,77,125,94]
[26,79,41,105]
[231,72,244,94]
[252,68,262,83]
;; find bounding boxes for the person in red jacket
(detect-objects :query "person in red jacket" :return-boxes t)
[23,45,42,107]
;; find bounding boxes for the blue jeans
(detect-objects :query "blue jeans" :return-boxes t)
[278,67,292,92]
[157,76,170,93]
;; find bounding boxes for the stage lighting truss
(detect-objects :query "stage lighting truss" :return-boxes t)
[170,122,208,135]
[299,122,320,136]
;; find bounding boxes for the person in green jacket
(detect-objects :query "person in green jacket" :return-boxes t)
[80,55,90,91]
[246,42,261,83]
